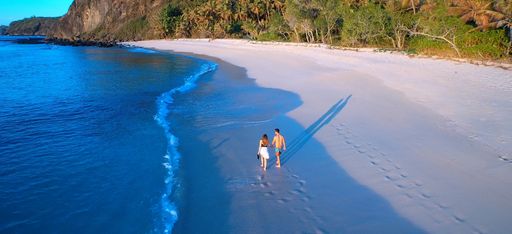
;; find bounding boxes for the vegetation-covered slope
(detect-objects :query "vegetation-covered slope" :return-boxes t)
[157,0,511,60]
[48,0,511,60]
[6,17,59,36]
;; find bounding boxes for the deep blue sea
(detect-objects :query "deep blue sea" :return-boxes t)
[0,36,216,233]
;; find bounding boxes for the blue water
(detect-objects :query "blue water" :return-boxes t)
[0,36,215,233]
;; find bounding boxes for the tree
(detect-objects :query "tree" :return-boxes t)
[313,0,343,44]
[449,0,505,29]
[406,4,469,57]
[340,3,393,46]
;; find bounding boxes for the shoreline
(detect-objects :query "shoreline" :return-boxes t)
[166,50,422,233]
[127,39,512,233]
[124,38,512,70]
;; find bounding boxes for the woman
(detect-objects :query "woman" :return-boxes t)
[258,134,270,170]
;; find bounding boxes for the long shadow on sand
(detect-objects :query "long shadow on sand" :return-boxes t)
[276,95,352,167]
[170,52,424,233]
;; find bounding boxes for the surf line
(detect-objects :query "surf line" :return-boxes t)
[154,55,217,234]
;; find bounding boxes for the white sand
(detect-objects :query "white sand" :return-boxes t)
[126,39,512,233]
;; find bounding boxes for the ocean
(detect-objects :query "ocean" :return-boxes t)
[0,36,216,233]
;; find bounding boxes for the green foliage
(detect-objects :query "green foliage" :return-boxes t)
[340,3,392,47]
[408,36,453,56]
[257,32,283,41]
[267,13,291,40]
[160,4,183,37]
[460,29,509,59]
[226,21,244,36]
[149,0,510,60]
[116,17,148,40]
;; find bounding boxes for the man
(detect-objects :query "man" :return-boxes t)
[272,128,286,168]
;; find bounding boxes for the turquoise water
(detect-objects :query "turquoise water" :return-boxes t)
[0,36,215,233]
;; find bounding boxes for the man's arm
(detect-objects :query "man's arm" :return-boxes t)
[283,137,287,150]
[272,137,276,146]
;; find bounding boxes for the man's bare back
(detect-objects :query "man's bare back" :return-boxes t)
[272,128,286,167]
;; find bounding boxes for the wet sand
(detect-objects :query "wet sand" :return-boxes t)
[126,39,512,233]
[168,55,422,233]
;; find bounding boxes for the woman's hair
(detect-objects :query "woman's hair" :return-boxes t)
[261,134,269,145]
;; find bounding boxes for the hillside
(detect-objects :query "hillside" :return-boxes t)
[6,17,59,36]
[47,0,510,60]
[48,0,166,42]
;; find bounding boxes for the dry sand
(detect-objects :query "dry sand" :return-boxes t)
[126,39,512,233]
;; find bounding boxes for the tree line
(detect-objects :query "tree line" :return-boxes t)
[159,0,512,60]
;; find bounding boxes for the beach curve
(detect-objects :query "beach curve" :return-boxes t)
[125,39,512,233]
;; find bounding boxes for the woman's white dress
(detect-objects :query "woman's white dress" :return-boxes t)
[259,146,270,159]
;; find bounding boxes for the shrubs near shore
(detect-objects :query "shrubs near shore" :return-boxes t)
[159,0,512,61]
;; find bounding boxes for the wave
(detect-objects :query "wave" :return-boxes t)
[153,55,217,233]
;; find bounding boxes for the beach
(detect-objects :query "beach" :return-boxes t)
[127,39,512,233]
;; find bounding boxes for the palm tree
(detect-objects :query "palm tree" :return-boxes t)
[449,0,505,29]
[249,0,263,25]
[234,0,249,21]
[491,0,512,54]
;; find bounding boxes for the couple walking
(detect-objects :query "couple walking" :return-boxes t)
[258,128,286,171]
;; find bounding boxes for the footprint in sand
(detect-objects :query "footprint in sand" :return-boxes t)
[301,195,312,202]
[289,188,305,195]
[420,190,433,199]
[434,201,449,210]
[332,123,478,231]
[260,181,271,188]
[384,174,401,182]
[264,191,276,197]
[498,155,512,163]
[379,166,392,172]
[277,198,291,204]
[453,214,465,223]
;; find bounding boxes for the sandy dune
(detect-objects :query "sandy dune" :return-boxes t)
[126,39,512,233]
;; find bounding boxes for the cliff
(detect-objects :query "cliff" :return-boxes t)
[6,17,59,36]
[49,0,166,42]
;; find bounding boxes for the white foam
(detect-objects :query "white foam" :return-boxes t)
[151,54,217,233]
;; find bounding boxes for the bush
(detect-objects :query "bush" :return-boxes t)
[340,3,392,47]
[408,36,455,56]
[160,4,183,37]
[459,29,509,59]
[257,32,283,41]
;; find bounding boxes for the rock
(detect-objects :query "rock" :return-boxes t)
[0,25,8,35]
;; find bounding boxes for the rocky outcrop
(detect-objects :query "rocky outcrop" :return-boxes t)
[6,17,59,36]
[49,0,166,42]
[0,25,7,35]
